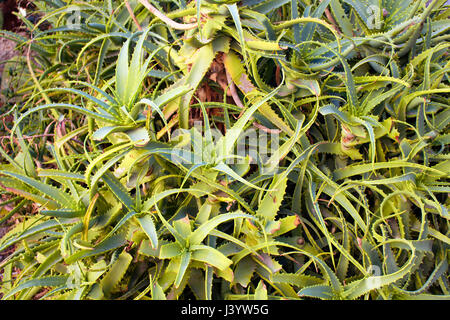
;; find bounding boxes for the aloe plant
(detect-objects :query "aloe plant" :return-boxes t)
[0,0,449,300]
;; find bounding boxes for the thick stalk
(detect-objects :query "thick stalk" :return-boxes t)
[137,0,197,30]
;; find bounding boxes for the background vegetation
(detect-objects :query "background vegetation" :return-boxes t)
[0,0,449,300]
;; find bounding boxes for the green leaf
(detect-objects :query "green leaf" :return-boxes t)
[160,242,183,259]
[191,244,233,271]
[256,174,287,221]
[189,211,253,246]
[298,285,334,299]
[179,43,215,128]
[65,233,127,264]
[3,276,69,300]
[100,251,133,297]
[137,214,158,249]
[0,171,76,210]
[254,280,268,300]
[175,251,191,288]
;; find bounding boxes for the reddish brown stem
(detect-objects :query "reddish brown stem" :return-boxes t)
[125,0,142,31]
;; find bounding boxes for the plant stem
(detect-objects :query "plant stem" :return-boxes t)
[137,0,197,30]
[125,0,142,31]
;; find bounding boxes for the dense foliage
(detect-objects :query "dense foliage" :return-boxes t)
[0,0,449,300]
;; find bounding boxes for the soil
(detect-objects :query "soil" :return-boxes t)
[1,0,21,31]
[0,0,23,264]
[0,1,39,101]
[0,36,19,75]
[0,0,21,81]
